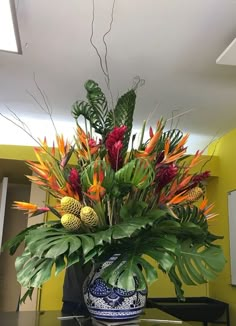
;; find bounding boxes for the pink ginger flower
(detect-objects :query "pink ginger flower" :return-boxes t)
[105,126,127,171]
[68,168,83,199]
[155,163,178,191]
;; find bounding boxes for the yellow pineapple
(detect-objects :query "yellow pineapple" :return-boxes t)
[61,196,82,216]
[61,213,81,231]
[186,186,204,203]
[80,206,99,227]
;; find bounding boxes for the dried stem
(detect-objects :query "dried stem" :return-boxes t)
[0,108,42,149]
[90,0,116,109]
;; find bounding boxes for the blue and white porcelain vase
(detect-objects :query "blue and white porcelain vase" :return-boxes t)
[83,255,147,320]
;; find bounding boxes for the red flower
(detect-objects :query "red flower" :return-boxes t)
[68,168,83,200]
[89,138,97,148]
[189,171,210,188]
[105,126,127,171]
[155,163,178,190]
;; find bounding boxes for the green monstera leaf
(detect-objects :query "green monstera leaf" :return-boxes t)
[72,80,109,137]
[167,241,225,298]
[72,80,137,156]
[115,158,155,190]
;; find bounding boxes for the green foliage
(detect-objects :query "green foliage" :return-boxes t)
[109,89,136,157]
[2,79,225,305]
[115,158,155,189]
[1,223,44,255]
[72,80,136,150]
[5,205,225,300]
[161,129,184,152]
[168,241,225,298]
[72,80,109,137]
[7,210,166,290]
[120,200,148,220]
[81,160,115,193]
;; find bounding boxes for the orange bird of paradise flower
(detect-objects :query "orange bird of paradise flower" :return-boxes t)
[85,165,106,201]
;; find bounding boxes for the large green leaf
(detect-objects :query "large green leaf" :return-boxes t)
[101,254,147,291]
[45,238,71,258]
[19,288,34,304]
[72,80,109,137]
[115,158,155,189]
[137,257,158,284]
[55,256,66,276]
[1,223,44,255]
[12,208,225,301]
[101,234,178,291]
[30,259,55,288]
[25,227,83,258]
[20,211,164,263]
[173,241,226,286]
[105,89,136,157]
[16,250,54,288]
[120,200,148,221]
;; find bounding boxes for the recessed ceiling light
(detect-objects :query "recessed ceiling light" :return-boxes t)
[0,0,22,54]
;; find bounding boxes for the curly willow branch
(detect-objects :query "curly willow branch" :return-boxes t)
[0,108,42,149]
[90,0,116,109]
[26,73,58,137]
[133,76,145,91]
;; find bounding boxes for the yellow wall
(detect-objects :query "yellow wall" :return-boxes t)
[0,145,220,311]
[0,145,36,160]
[208,129,236,324]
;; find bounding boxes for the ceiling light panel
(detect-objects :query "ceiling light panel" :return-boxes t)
[0,0,22,54]
[216,38,236,66]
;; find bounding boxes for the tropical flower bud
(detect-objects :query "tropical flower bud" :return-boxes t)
[61,196,82,216]
[80,206,99,227]
[185,186,204,203]
[61,213,81,231]
[105,126,127,171]
[68,168,83,199]
[156,163,178,189]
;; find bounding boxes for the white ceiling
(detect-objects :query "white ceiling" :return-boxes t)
[1,0,236,153]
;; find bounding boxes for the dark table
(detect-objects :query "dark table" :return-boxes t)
[0,309,192,326]
[147,297,230,326]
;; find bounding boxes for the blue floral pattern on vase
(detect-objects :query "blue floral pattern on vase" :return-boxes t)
[83,256,147,320]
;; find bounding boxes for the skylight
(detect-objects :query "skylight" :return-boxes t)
[0,0,22,54]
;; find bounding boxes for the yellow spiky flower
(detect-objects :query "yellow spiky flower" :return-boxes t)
[61,196,83,216]
[185,186,204,203]
[80,206,99,227]
[61,213,81,231]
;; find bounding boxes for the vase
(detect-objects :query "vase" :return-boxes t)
[83,255,147,321]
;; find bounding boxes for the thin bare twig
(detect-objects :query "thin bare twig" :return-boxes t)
[32,73,58,136]
[4,105,32,134]
[0,110,42,149]
[102,0,116,108]
[167,108,195,129]
[90,0,117,109]
[102,0,115,81]
[90,0,109,79]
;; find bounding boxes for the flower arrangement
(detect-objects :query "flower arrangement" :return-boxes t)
[3,79,225,302]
